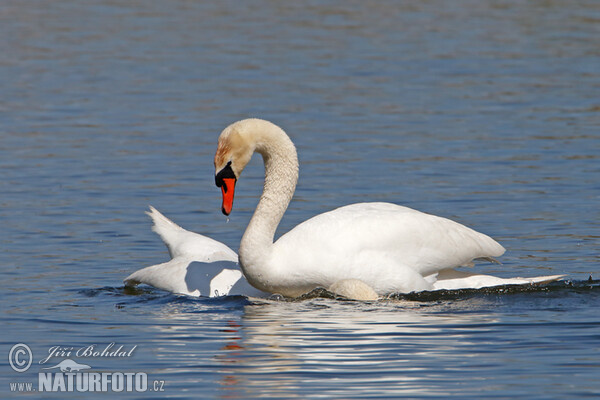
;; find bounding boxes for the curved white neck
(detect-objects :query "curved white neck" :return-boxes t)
[238,123,298,285]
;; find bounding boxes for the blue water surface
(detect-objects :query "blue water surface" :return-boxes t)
[1,1,599,398]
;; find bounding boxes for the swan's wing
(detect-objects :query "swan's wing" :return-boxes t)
[147,206,237,262]
[272,203,505,291]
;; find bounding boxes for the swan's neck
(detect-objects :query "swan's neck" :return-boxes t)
[239,125,298,286]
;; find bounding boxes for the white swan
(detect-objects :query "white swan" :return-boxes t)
[123,206,266,297]
[213,118,563,298]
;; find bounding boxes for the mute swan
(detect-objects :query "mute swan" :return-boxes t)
[214,118,563,298]
[123,206,266,297]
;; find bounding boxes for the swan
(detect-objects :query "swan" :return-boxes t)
[213,118,563,298]
[123,206,266,297]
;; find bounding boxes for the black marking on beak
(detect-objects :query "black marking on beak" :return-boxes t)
[215,161,237,190]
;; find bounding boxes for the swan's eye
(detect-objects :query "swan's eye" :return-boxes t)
[215,161,236,187]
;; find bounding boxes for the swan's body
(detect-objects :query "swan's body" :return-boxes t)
[262,202,507,296]
[213,119,563,298]
[124,207,266,297]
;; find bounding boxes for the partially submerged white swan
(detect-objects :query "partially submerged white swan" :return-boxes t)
[213,118,563,299]
[123,207,266,297]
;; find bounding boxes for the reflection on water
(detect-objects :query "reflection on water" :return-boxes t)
[150,298,495,398]
[230,301,493,398]
[141,280,599,398]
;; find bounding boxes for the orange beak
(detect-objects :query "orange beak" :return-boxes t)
[220,178,236,216]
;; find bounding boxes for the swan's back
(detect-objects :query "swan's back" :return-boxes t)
[272,202,504,282]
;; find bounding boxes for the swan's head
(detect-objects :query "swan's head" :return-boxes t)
[215,118,297,216]
[214,120,256,215]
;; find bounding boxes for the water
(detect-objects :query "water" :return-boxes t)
[1,0,599,398]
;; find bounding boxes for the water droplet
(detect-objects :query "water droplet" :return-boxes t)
[226,217,230,223]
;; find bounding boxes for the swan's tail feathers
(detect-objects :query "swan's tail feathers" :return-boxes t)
[145,206,238,262]
[147,205,183,238]
[147,206,185,258]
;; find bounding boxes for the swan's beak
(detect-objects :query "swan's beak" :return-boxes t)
[220,178,236,216]
[215,161,237,215]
